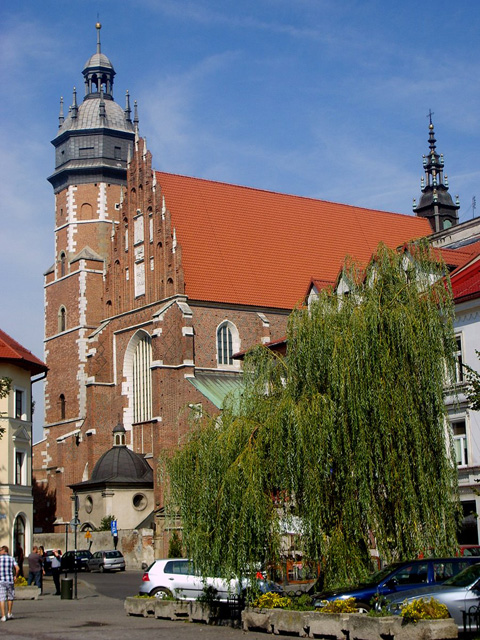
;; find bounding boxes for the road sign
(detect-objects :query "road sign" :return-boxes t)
[85,530,92,540]
[111,519,118,536]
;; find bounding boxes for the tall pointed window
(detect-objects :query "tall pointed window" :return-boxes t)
[59,394,66,420]
[216,321,240,367]
[60,252,66,277]
[133,333,152,423]
[58,306,67,333]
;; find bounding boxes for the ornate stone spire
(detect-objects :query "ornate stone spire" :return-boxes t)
[124,90,132,123]
[413,114,459,233]
[58,96,64,128]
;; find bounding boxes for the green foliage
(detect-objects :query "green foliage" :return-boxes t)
[14,576,28,587]
[0,377,11,400]
[287,593,315,611]
[98,515,116,531]
[252,592,292,609]
[465,351,480,411]
[196,585,220,605]
[167,531,183,558]
[166,243,460,590]
[0,377,12,438]
[400,597,449,623]
[320,598,358,613]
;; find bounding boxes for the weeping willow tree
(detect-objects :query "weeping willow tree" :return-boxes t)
[165,242,461,589]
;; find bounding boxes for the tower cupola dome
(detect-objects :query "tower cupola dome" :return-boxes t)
[48,23,136,193]
[82,23,116,100]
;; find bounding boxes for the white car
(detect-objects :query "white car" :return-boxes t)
[139,558,283,601]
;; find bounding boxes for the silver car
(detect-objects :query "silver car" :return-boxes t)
[384,562,480,629]
[87,550,126,572]
[139,558,283,601]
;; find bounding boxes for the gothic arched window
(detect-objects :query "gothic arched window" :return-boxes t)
[58,306,67,333]
[132,333,152,423]
[217,321,240,367]
[59,394,66,420]
[60,252,66,277]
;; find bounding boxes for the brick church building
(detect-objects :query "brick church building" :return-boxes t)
[34,26,454,552]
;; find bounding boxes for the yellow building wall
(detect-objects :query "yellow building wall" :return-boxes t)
[0,363,34,555]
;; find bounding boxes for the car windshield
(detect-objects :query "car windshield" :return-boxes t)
[443,563,480,587]
[356,563,404,587]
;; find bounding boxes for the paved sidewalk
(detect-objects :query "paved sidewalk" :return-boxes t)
[0,579,264,640]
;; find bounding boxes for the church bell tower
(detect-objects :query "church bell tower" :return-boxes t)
[43,24,136,518]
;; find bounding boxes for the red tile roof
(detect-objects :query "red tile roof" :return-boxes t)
[450,251,480,304]
[156,172,432,309]
[0,329,47,376]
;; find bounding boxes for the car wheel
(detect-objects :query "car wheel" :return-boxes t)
[99,564,105,573]
[151,587,172,599]
[356,602,371,614]
[120,566,126,571]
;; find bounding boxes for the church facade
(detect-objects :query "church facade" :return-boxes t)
[34,27,450,552]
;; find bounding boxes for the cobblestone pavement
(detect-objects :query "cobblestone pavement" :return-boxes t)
[0,580,264,640]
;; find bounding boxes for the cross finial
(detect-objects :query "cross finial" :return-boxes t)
[427,109,434,126]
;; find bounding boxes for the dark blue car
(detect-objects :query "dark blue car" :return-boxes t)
[313,557,480,612]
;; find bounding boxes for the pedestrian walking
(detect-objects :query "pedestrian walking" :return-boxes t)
[14,543,24,578]
[0,545,19,622]
[27,546,44,592]
[50,550,62,595]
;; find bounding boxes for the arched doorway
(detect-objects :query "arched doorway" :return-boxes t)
[13,515,26,576]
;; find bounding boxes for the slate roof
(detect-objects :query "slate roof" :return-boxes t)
[156,171,432,310]
[0,329,47,376]
[58,98,133,135]
[70,445,153,490]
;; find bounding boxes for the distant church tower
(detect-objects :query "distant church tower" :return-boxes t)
[413,117,460,233]
[43,24,135,507]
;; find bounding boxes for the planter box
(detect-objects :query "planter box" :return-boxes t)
[155,599,190,620]
[15,586,41,600]
[124,596,156,617]
[384,617,457,640]
[272,609,308,636]
[242,607,274,633]
[189,601,220,624]
[243,608,458,640]
[306,611,351,638]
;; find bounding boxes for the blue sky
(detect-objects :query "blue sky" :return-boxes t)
[1,0,479,440]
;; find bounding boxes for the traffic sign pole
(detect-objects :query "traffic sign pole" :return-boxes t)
[74,494,79,600]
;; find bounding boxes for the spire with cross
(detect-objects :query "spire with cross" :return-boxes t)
[412,115,459,233]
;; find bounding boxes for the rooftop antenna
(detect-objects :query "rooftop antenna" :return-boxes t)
[473,196,477,219]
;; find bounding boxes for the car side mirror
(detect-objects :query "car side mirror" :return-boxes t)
[385,578,398,589]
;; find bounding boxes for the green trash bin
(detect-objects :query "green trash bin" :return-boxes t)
[60,577,73,600]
